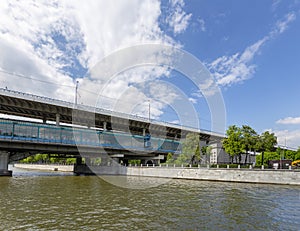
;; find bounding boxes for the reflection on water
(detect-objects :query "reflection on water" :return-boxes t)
[0,167,299,230]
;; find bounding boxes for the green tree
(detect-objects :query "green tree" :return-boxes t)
[284,150,296,161]
[241,125,257,164]
[222,125,244,164]
[201,146,212,164]
[175,133,200,165]
[256,131,277,166]
[295,148,300,161]
[256,151,280,166]
[166,153,173,164]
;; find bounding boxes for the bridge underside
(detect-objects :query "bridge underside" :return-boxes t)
[0,138,167,161]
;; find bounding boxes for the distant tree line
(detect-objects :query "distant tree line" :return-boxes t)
[20,154,76,165]
[256,148,300,166]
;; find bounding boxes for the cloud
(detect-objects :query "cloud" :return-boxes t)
[271,0,281,12]
[276,116,300,125]
[207,12,296,87]
[0,0,193,120]
[268,129,300,149]
[208,37,267,86]
[197,18,206,32]
[166,0,192,35]
[271,12,296,36]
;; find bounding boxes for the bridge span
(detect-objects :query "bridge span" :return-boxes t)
[0,88,224,176]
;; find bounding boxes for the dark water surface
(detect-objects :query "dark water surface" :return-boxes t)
[0,167,299,231]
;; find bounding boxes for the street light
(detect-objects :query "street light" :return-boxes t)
[148,99,150,121]
[75,80,79,106]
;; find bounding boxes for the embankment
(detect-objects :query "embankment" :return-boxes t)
[126,167,300,185]
[14,163,74,172]
[75,165,300,185]
[14,164,300,185]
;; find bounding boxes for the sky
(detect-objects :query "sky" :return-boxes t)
[0,0,300,148]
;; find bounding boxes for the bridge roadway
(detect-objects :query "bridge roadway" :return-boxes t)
[0,88,224,176]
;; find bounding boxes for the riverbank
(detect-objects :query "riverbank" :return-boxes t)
[14,163,74,172]
[75,165,300,185]
[12,164,300,185]
[127,167,300,185]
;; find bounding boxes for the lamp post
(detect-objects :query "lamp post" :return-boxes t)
[75,80,79,106]
[148,99,150,121]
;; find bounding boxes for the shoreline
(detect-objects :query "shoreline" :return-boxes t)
[12,163,300,186]
[75,165,300,186]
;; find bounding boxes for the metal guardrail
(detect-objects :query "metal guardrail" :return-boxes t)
[0,88,225,138]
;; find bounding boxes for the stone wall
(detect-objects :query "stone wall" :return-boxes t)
[14,164,74,172]
[126,167,300,185]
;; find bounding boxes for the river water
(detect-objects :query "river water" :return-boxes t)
[0,167,299,231]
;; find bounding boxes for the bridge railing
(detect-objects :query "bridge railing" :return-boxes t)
[0,118,181,154]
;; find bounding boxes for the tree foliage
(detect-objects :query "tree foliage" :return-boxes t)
[222,125,244,163]
[170,133,200,165]
[21,154,76,164]
[223,125,277,165]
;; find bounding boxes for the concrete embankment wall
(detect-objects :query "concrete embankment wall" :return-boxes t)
[14,163,74,172]
[125,167,300,185]
[15,164,300,185]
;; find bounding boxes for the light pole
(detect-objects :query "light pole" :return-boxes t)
[75,80,79,106]
[148,99,150,121]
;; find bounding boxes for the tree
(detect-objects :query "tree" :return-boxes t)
[201,146,212,164]
[175,133,200,165]
[294,148,300,161]
[256,131,277,166]
[256,151,280,166]
[284,150,296,161]
[241,125,257,164]
[222,125,244,164]
[166,153,173,164]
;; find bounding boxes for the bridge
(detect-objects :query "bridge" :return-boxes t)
[0,88,224,176]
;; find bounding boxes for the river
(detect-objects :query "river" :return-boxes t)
[0,166,299,230]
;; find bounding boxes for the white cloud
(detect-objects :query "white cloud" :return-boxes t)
[188,97,197,104]
[0,0,193,120]
[271,0,281,12]
[166,0,192,35]
[208,12,296,87]
[276,116,300,125]
[271,12,296,36]
[269,129,300,149]
[197,18,206,32]
[208,38,267,86]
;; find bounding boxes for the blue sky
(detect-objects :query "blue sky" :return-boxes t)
[0,0,300,148]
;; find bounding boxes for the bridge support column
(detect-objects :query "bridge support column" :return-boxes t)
[0,151,12,176]
[56,113,60,126]
[76,157,83,165]
[103,122,107,131]
[43,116,47,124]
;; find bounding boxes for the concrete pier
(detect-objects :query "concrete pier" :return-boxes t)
[0,151,12,176]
